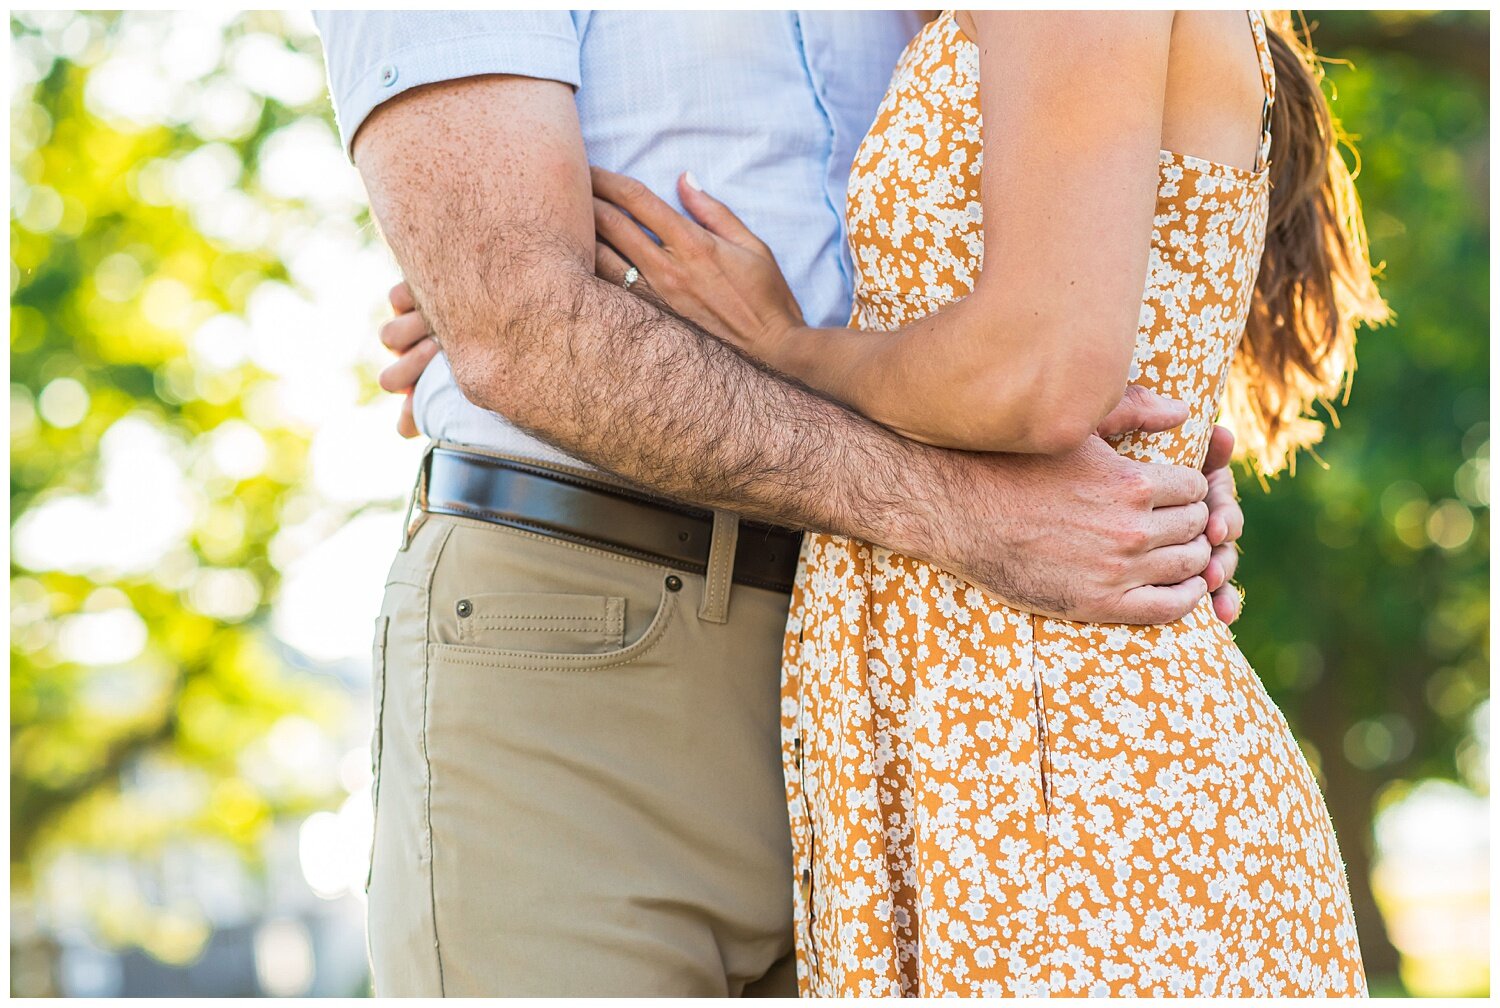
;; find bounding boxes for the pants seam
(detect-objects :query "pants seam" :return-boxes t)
[422,521,455,995]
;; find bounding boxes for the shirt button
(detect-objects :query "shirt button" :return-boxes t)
[379,64,398,87]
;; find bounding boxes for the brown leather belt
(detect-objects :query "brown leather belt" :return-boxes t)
[422,447,802,594]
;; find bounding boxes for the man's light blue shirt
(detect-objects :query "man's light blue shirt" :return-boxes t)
[315,10,921,465]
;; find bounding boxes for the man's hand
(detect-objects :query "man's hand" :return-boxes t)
[918,427,1245,626]
[1200,424,1245,624]
[377,281,438,439]
[914,436,1211,625]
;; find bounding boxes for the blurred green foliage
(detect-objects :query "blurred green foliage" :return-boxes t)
[8,7,1489,998]
[10,11,363,986]
[1230,8,1489,991]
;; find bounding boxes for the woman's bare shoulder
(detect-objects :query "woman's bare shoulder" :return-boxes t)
[957,10,1171,53]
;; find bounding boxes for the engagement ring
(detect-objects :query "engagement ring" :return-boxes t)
[622,266,640,290]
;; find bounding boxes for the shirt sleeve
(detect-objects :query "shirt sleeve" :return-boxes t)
[312,10,582,158]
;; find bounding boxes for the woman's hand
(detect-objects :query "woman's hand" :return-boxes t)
[590,167,805,368]
[377,280,439,438]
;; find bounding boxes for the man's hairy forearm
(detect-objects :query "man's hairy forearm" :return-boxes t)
[352,75,963,563]
[407,215,951,553]
[350,77,1223,626]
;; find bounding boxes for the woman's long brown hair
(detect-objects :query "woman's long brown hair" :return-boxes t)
[1225,11,1389,477]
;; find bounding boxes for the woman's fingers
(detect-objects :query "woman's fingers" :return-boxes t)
[591,166,709,254]
[389,280,415,314]
[593,196,674,277]
[594,241,629,285]
[380,309,430,353]
[378,336,439,393]
[396,391,419,439]
[678,172,763,249]
[594,242,662,305]
[382,280,429,439]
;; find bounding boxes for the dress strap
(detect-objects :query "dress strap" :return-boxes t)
[1247,10,1276,172]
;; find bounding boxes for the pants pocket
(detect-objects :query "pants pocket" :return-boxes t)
[367,615,390,894]
[429,576,677,673]
[454,591,626,654]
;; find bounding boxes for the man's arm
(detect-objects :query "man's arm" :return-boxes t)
[356,74,1213,623]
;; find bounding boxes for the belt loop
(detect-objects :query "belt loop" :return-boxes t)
[698,510,739,624]
[401,442,436,552]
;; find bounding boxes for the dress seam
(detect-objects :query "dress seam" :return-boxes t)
[1030,614,1051,818]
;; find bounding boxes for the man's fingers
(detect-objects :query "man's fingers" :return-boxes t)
[1201,426,1242,546]
[1096,385,1189,438]
[1205,511,1228,547]
[678,171,761,248]
[396,391,419,439]
[1205,552,1225,592]
[378,336,439,393]
[1136,535,1212,588]
[591,166,706,253]
[1144,501,1210,549]
[389,280,415,314]
[1115,576,1208,625]
[1211,582,1242,624]
[1212,541,1239,584]
[1140,462,1209,508]
[1202,424,1235,473]
[1204,542,1241,593]
[380,309,429,353]
[1206,466,1245,544]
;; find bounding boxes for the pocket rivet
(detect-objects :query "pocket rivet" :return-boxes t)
[456,599,473,618]
[664,575,683,592]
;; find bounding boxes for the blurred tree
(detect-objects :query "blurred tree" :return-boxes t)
[1231,7,1489,989]
[1312,9,1488,88]
[10,10,386,993]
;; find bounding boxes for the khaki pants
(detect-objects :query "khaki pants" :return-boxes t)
[367,445,797,995]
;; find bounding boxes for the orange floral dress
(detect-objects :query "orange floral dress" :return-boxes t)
[781,11,1367,997]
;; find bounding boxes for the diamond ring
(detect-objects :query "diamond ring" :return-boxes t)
[622,266,640,291]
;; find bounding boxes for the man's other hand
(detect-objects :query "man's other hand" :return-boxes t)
[1201,424,1245,625]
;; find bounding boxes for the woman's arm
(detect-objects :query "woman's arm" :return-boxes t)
[806,11,1174,453]
[592,11,1174,454]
